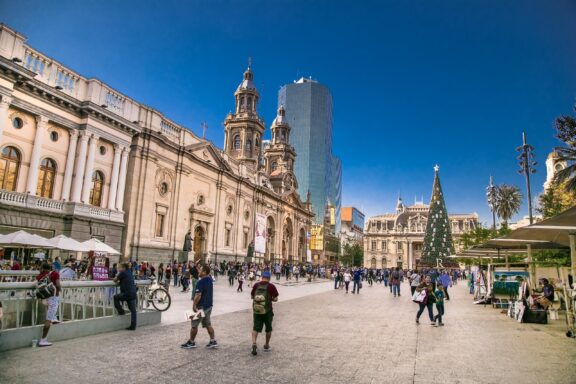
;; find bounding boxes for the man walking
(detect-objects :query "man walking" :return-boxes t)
[113,262,137,330]
[352,268,362,294]
[36,263,61,346]
[181,264,218,349]
[251,271,278,356]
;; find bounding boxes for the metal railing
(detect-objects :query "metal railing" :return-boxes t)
[0,279,152,330]
[0,271,39,283]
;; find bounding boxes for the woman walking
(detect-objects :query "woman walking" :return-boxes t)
[237,271,244,292]
[343,270,352,293]
[415,275,436,326]
[409,269,421,296]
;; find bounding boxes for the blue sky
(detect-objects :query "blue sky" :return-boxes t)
[2,0,575,225]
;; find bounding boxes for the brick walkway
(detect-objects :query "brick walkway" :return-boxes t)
[1,280,575,384]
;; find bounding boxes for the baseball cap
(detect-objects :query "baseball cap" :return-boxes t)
[262,271,271,278]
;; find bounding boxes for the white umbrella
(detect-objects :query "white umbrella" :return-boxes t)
[0,230,54,248]
[81,238,121,255]
[47,234,90,252]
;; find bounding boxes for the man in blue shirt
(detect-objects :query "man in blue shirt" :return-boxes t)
[113,263,137,330]
[181,264,218,349]
[352,268,362,294]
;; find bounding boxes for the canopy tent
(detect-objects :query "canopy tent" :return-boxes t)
[81,238,121,255]
[47,235,90,252]
[0,230,54,249]
[480,207,574,281]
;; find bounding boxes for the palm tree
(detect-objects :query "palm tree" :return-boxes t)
[495,185,523,228]
[553,146,576,194]
[553,104,576,194]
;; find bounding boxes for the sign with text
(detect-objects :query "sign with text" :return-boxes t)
[254,213,267,254]
[91,251,109,281]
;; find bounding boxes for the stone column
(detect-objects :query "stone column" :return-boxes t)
[107,144,121,209]
[61,130,78,201]
[71,132,89,202]
[81,134,98,204]
[26,116,48,194]
[408,240,413,270]
[0,95,13,144]
[115,147,128,211]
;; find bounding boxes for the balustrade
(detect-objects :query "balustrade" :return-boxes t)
[0,279,152,330]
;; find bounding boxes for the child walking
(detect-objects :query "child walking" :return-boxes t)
[434,283,445,326]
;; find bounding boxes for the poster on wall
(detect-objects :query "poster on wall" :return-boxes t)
[254,213,267,254]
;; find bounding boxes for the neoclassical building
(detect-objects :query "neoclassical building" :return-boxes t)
[363,198,478,269]
[0,24,313,264]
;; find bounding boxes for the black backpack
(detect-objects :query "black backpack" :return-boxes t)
[35,273,56,299]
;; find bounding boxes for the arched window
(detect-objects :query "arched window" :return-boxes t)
[89,171,104,206]
[36,158,56,198]
[255,136,260,148]
[0,146,20,191]
[246,139,252,152]
[271,162,278,171]
[233,135,241,150]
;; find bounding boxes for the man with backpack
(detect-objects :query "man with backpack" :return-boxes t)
[35,262,62,347]
[250,271,278,356]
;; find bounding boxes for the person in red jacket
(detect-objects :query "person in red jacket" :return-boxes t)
[36,263,62,346]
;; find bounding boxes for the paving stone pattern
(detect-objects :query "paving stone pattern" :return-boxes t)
[1,281,575,384]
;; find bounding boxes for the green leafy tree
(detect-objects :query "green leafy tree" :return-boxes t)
[537,182,576,218]
[341,243,363,267]
[421,167,455,265]
[495,184,522,227]
[553,104,576,194]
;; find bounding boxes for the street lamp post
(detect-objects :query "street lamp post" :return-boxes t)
[516,132,537,225]
[486,175,497,231]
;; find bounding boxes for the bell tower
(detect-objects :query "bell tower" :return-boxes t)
[223,63,265,167]
[264,105,296,175]
[264,105,297,194]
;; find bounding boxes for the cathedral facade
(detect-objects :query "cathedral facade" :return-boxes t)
[363,199,478,269]
[0,24,313,264]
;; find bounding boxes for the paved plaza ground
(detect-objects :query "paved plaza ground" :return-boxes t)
[1,278,576,384]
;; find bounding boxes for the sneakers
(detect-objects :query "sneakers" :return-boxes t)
[180,340,197,349]
[430,322,437,327]
[38,339,52,347]
[251,344,258,356]
[415,318,419,324]
[438,322,445,326]
[206,340,218,349]
[125,326,136,331]
[263,345,272,352]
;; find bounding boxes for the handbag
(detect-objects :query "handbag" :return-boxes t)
[412,290,426,303]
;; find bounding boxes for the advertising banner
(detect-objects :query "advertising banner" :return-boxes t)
[254,213,267,254]
[91,251,109,280]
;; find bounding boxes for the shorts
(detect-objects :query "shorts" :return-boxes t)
[46,296,60,322]
[191,307,212,328]
[253,311,274,333]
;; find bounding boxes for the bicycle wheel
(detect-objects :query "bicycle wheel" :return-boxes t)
[150,288,171,311]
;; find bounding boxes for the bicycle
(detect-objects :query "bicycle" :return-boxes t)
[144,277,172,312]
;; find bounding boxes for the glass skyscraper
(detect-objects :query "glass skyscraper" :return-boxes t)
[278,77,342,233]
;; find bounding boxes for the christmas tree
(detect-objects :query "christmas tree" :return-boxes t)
[420,165,455,267]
